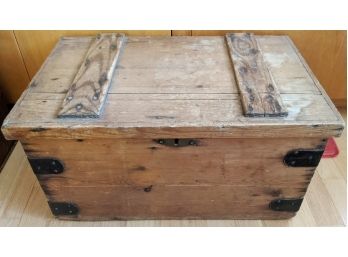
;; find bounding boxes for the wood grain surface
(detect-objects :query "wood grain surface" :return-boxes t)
[21,137,325,220]
[192,30,347,107]
[0,31,345,106]
[0,108,345,225]
[0,31,30,103]
[2,36,344,140]
[14,30,171,78]
[22,137,323,187]
[226,33,287,117]
[58,33,125,118]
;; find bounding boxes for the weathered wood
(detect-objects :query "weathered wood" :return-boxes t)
[226,33,287,117]
[23,36,322,95]
[22,137,324,187]
[3,35,342,141]
[0,34,345,221]
[21,137,325,220]
[2,93,343,140]
[2,36,343,140]
[58,33,125,118]
[44,185,301,220]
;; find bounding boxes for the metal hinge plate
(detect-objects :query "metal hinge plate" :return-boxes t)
[48,202,79,216]
[284,149,324,167]
[155,138,198,147]
[28,158,64,174]
[269,198,303,212]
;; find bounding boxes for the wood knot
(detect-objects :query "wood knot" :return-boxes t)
[250,48,258,55]
[110,44,117,51]
[239,66,248,74]
[92,91,100,101]
[132,165,146,171]
[267,83,275,92]
[144,185,153,192]
[98,73,108,86]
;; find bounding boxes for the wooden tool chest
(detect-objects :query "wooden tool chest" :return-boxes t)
[1,33,344,220]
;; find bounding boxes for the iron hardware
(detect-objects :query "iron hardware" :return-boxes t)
[284,149,324,167]
[28,158,64,174]
[155,138,198,147]
[269,198,303,212]
[48,202,79,216]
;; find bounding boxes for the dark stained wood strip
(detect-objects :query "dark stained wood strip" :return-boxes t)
[58,33,126,118]
[226,33,288,117]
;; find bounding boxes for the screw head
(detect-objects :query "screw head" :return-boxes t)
[76,103,83,111]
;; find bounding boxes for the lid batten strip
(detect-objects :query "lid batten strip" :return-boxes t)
[57,33,126,118]
[225,33,288,117]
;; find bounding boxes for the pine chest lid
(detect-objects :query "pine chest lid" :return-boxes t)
[2,33,344,140]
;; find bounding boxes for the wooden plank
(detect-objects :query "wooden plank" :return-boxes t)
[0,144,36,226]
[171,30,192,36]
[22,137,323,187]
[42,184,302,220]
[0,106,346,225]
[305,173,345,226]
[25,36,321,95]
[0,31,30,103]
[13,30,171,79]
[193,30,347,106]
[2,93,343,140]
[226,33,287,117]
[19,137,323,220]
[1,36,344,140]
[58,33,125,118]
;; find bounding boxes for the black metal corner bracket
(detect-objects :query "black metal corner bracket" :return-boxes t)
[269,198,303,212]
[284,149,324,167]
[155,138,198,147]
[48,202,79,216]
[28,158,64,174]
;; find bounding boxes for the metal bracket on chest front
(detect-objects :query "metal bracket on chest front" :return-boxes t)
[28,158,64,174]
[155,138,198,147]
[269,198,303,212]
[48,202,79,216]
[284,149,324,167]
